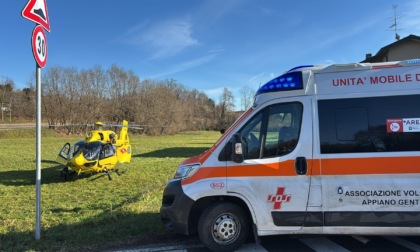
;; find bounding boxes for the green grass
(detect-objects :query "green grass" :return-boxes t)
[0,129,221,251]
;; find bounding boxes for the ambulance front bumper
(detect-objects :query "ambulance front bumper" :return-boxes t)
[160,179,195,235]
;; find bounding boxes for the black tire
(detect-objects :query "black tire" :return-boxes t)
[198,202,249,252]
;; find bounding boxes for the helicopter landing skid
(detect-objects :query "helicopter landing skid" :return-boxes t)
[104,166,129,181]
[60,167,77,181]
[115,167,129,176]
[59,167,129,181]
[105,169,112,180]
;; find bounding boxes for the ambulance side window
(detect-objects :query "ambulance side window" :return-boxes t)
[263,103,302,158]
[319,94,420,153]
[238,112,264,160]
[218,102,302,161]
[218,111,263,161]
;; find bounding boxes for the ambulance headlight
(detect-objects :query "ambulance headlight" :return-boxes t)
[173,163,200,179]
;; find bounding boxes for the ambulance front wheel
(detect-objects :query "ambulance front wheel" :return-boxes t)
[198,202,249,252]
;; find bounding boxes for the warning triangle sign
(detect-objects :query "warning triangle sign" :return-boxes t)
[22,0,50,32]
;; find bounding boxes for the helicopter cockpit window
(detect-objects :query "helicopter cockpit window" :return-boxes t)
[83,141,102,161]
[70,141,84,159]
[101,144,115,159]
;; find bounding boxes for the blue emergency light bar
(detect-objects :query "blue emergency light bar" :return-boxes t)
[256,71,304,95]
[405,59,420,65]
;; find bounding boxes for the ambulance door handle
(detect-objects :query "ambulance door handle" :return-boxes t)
[295,157,307,175]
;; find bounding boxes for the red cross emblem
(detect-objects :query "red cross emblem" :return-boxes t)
[267,187,291,210]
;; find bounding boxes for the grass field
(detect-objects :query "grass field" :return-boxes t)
[0,129,220,251]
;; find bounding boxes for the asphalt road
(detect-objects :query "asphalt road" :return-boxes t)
[109,235,420,252]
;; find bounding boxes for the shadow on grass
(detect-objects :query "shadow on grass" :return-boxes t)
[0,147,215,186]
[0,164,188,251]
[135,147,210,158]
[0,209,186,252]
[0,160,111,186]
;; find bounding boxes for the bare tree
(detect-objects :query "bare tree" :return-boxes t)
[79,66,107,122]
[217,87,236,129]
[12,87,35,121]
[42,66,68,127]
[0,78,14,121]
[107,65,140,123]
[8,64,241,134]
[0,77,14,104]
[239,85,255,111]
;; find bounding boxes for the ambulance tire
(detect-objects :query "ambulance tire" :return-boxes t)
[198,202,249,252]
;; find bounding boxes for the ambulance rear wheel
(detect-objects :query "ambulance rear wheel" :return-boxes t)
[198,202,249,252]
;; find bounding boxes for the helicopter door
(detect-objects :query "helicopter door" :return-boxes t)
[117,145,132,163]
[98,143,118,167]
[56,143,71,165]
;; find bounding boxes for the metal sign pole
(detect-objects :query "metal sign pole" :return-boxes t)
[35,64,41,240]
[22,0,49,240]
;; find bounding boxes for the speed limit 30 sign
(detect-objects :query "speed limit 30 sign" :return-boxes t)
[31,25,48,68]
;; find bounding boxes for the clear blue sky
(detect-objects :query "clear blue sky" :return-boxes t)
[2,0,420,107]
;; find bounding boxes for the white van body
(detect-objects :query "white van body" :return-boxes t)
[160,60,420,252]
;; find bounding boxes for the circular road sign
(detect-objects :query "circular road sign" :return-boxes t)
[31,25,48,68]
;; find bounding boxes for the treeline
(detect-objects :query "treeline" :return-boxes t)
[1,65,255,135]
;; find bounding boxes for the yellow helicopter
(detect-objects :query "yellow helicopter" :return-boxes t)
[56,120,132,180]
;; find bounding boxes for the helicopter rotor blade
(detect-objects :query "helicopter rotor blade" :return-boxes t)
[0,122,170,130]
[102,124,170,129]
[48,123,95,127]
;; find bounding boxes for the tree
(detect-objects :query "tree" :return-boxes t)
[219,87,235,113]
[218,87,236,129]
[0,78,14,122]
[239,85,255,111]
[12,87,35,121]
[0,77,14,106]
[79,66,107,122]
[6,64,241,134]
[107,64,140,123]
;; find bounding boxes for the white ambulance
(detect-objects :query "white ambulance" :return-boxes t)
[160,59,420,251]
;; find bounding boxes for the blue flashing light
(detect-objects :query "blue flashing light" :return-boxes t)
[257,71,304,95]
[406,59,420,65]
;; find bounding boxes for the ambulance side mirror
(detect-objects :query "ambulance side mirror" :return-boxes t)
[231,133,244,163]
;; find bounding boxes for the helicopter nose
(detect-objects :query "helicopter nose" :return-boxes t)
[74,154,86,166]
